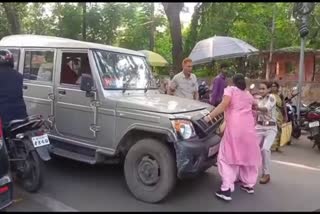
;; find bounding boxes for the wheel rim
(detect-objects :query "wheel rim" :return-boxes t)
[137,155,160,186]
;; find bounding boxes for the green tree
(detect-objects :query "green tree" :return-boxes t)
[22,3,54,35]
[2,3,27,34]
[0,6,10,39]
[118,3,166,50]
[184,3,299,52]
[51,3,82,40]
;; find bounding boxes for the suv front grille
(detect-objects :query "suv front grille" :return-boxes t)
[192,113,224,138]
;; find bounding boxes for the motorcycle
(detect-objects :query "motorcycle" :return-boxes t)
[198,81,210,104]
[3,115,51,193]
[284,92,302,140]
[305,106,320,151]
[283,85,317,140]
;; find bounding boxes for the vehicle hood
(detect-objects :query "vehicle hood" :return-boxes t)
[116,94,212,114]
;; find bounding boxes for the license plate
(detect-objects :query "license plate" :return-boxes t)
[208,146,218,157]
[309,121,320,128]
[31,134,50,148]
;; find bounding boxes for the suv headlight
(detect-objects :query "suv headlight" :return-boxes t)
[171,120,196,140]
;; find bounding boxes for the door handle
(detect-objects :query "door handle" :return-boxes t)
[58,90,66,95]
[23,85,28,90]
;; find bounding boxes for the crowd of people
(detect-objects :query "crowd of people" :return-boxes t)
[168,58,287,202]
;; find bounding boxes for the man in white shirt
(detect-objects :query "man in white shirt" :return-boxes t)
[169,58,199,100]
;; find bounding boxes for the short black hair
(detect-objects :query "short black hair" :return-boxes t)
[232,73,246,90]
[271,81,280,89]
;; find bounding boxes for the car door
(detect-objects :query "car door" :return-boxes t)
[53,49,97,143]
[20,48,55,124]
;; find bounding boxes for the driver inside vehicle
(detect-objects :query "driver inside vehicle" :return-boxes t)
[61,57,81,85]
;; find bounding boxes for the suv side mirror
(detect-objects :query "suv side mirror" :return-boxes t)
[80,74,94,97]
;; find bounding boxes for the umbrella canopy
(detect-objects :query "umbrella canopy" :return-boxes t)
[138,50,169,67]
[188,36,259,65]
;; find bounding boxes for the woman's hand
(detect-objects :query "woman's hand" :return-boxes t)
[204,115,211,123]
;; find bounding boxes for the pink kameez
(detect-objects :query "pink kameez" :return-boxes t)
[217,86,262,192]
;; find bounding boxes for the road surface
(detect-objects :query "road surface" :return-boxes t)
[6,136,320,212]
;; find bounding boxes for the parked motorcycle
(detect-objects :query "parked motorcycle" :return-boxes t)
[284,93,302,140]
[198,81,210,104]
[283,85,317,139]
[3,115,51,193]
[305,106,320,151]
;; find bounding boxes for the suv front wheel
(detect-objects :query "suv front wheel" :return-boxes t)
[124,138,176,203]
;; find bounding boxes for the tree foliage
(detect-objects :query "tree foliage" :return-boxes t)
[184,2,302,52]
[0,2,319,77]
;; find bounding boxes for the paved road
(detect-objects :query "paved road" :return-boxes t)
[6,136,320,212]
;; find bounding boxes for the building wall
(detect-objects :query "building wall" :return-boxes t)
[271,53,315,81]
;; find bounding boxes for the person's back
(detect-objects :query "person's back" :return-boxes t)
[224,86,257,147]
[0,49,27,126]
[226,86,255,118]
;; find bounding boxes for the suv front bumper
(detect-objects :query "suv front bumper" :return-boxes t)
[173,134,221,179]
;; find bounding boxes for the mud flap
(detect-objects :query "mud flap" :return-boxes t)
[35,145,51,161]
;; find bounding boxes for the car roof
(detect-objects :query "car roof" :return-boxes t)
[0,34,145,57]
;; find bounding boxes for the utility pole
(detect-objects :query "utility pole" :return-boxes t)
[293,2,315,122]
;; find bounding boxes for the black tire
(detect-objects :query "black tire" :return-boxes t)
[19,150,44,193]
[124,138,176,203]
[292,126,301,139]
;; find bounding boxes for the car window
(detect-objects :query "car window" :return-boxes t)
[8,48,20,71]
[23,50,54,82]
[60,52,92,87]
[93,50,156,90]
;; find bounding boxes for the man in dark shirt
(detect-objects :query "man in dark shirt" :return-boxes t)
[0,49,27,127]
[210,63,228,107]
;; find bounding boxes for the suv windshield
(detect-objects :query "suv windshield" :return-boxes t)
[93,49,157,90]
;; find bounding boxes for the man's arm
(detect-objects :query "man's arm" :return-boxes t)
[194,91,199,100]
[168,76,177,95]
[193,77,199,100]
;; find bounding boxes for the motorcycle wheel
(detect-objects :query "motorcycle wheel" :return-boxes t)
[292,126,301,139]
[18,150,44,193]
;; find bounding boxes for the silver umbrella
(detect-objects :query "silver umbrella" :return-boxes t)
[189,36,259,65]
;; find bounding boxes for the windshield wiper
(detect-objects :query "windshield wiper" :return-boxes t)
[122,74,135,93]
[144,78,151,93]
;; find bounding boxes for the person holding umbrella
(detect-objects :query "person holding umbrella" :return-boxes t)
[210,63,228,106]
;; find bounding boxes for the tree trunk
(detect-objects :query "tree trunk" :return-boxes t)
[2,3,21,34]
[266,5,276,81]
[162,3,184,73]
[184,3,202,57]
[149,3,155,51]
[82,2,87,41]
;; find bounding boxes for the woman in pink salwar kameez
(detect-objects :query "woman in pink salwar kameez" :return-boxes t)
[205,74,262,201]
